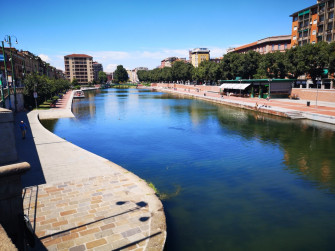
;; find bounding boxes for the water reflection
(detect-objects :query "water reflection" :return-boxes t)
[41,88,335,251]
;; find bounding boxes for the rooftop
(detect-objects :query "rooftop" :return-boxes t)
[64,54,93,58]
[191,48,210,53]
[233,35,291,52]
[290,0,322,17]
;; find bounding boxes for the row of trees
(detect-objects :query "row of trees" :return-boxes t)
[137,42,335,84]
[23,74,70,107]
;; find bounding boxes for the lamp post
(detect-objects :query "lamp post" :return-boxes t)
[4,35,18,112]
[0,74,4,108]
[1,41,11,109]
[268,79,272,99]
[239,79,242,97]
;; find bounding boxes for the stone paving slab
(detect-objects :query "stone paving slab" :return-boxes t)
[23,176,165,251]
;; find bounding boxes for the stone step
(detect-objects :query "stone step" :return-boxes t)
[285,111,305,120]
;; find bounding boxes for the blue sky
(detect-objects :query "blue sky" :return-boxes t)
[1,0,315,71]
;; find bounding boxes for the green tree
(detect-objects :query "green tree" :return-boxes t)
[299,42,329,83]
[219,53,244,80]
[114,65,128,83]
[98,71,107,84]
[171,61,193,82]
[328,42,335,75]
[137,70,149,82]
[192,60,220,84]
[161,67,173,82]
[71,78,78,86]
[23,73,70,107]
[257,51,287,79]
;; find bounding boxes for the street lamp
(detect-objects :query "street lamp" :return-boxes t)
[239,79,242,97]
[0,73,4,108]
[268,79,272,99]
[4,35,18,112]
[1,41,12,109]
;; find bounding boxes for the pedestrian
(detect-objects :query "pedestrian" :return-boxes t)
[20,121,28,139]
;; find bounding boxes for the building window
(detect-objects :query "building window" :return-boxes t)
[272,44,275,51]
[278,44,281,50]
[312,30,316,35]
[293,36,297,40]
[284,43,288,49]
[329,12,334,19]
[312,41,316,44]
[326,34,332,42]
[293,16,298,21]
[294,26,297,31]
[313,19,317,24]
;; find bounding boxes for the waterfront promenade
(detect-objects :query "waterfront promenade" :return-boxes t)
[153,85,335,125]
[15,91,166,250]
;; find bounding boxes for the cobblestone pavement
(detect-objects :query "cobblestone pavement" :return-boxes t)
[23,176,164,251]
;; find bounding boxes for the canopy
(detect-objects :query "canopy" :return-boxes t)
[220,83,251,90]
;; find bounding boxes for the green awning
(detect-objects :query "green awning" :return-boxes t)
[299,10,310,16]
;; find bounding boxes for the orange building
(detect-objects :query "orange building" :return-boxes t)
[230,35,291,54]
[290,0,335,46]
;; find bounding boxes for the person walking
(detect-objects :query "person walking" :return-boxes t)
[19,121,28,139]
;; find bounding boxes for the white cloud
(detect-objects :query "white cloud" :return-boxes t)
[41,47,228,72]
[210,47,228,58]
[106,64,118,72]
[38,54,51,62]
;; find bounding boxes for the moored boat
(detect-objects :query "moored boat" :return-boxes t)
[73,90,85,98]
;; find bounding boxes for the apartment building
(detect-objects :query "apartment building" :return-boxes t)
[127,67,148,83]
[190,48,210,67]
[160,57,178,68]
[1,48,64,87]
[291,0,335,46]
[64,54,93,84]
[93,61,103,82]
[230,35,291,54]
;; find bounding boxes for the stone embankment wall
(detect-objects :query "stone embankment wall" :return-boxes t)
[291,88,335,102]
[4,93,25,112]
[0,108,18,165]
[0,108,30,250]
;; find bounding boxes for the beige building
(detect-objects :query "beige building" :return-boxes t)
[190,48,210,67]
[127,67,148,83]
[64,54,93,84]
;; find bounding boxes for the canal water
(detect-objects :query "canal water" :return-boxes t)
[42,88,335,251]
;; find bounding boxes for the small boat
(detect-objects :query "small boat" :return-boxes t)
[73,90,85,99]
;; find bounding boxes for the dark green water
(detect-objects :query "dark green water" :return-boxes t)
[42,88,335,251]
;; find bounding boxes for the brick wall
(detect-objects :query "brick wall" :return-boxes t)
[291,88,335,102]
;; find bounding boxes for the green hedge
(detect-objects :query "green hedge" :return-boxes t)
[39,104,51,108]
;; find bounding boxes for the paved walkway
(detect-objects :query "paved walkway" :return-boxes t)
[14,92,166,250]
[38,91,75,120]
[155,87,335,125]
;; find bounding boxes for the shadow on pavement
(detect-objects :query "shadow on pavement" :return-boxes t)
[14,112,46,187]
